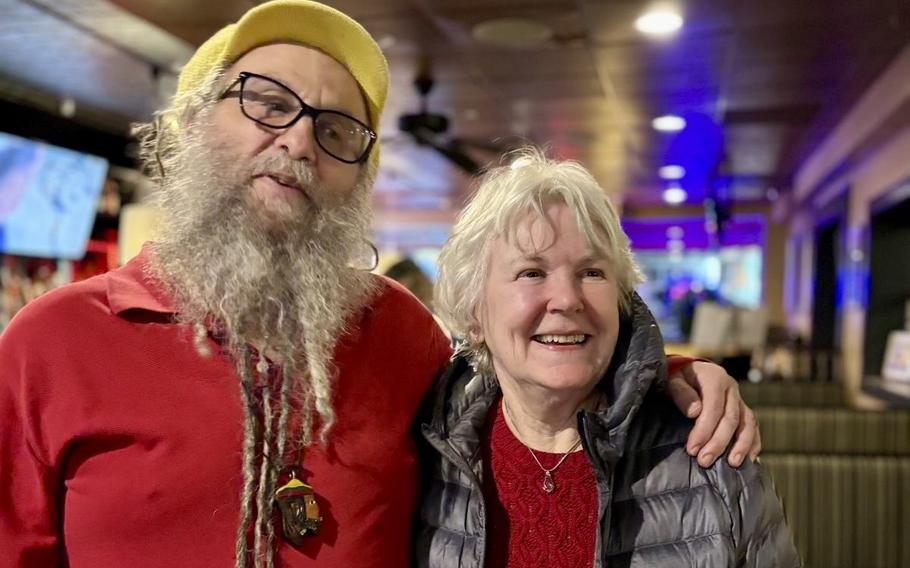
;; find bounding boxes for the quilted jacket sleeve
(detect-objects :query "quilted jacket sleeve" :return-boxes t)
[711,457,802,567]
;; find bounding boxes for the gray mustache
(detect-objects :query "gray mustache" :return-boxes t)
[252,156,317,188]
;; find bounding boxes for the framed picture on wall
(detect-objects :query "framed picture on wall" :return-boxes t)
[882,330,910,383]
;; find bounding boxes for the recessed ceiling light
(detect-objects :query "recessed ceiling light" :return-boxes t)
[659,165,686,180]
[377,34,397,50]
[662,185,687,205]
[666,226,685,239]
[59,96,77,118]
[667,239,685,252]
[635,9,684,36]
[652,114,686,132]
[472,17,553,48]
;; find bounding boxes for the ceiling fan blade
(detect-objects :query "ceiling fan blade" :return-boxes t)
[409,126,481,175]
[434,144,481,176]
[451,137,511,154]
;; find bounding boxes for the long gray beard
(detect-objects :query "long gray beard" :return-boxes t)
[148,118,378,566]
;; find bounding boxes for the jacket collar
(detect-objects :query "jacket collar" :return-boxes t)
[106,244,176,316]
[425,293,667,458]
[581,293,666,463]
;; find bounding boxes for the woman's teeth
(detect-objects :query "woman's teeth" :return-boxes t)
[533,334,587,345]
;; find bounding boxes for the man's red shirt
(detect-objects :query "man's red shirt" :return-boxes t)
[0,247,452,567]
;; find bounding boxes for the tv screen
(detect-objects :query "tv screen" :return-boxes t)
[0,132,108,260]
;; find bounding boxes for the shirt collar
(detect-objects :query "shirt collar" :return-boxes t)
[106,243,176,315]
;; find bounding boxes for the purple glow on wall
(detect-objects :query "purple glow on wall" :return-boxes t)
[622,214,766,251]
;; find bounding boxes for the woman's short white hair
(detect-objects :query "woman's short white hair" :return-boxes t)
[434,147,644,375]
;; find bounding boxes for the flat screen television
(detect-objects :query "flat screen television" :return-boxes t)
[0,132,108,260]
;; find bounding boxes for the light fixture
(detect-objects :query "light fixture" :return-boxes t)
[635,9,684,36]
[377,34,397,50]
[59,96,77,118]
[662,184,687,205]
[652,114,686,132]
[658,165,686,180]
[666,226,684,240]
[472,17,553,48]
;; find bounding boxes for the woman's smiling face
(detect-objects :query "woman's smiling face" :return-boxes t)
[478,202,620,397]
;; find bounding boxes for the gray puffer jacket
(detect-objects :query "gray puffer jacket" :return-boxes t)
[416,294,799,568]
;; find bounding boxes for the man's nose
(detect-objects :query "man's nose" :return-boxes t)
[274,117,318,162]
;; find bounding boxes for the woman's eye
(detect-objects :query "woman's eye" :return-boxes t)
[517,269,544,279]
[582,269,605,279]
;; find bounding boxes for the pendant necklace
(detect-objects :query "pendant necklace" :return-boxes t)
[249,353,324,546]
[275,464,323,546]
[527,438,583,493]
[502,399,584,494]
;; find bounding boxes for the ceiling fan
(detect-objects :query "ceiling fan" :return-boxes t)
[391,60,506,176]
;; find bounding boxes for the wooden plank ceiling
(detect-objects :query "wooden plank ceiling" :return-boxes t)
[0,0,907,214]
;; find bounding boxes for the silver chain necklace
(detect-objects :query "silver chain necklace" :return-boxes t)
[502,400,584,494]
[527,438,583,493]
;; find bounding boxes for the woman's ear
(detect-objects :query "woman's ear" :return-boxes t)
[468,301,486,345]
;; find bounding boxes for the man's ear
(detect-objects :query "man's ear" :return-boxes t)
[179,99,205,128]
[180,72,227,127]
[181,106,198,126]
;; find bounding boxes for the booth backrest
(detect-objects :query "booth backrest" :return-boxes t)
[740,381,845,407]
[763,454,910,568]
[755,408,910,455]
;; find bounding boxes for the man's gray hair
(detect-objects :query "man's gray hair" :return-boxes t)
[132,65,227,183]
[434,147,644,376]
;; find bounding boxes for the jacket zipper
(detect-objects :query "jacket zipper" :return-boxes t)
[580,412,615,568]
[422,425,486,566]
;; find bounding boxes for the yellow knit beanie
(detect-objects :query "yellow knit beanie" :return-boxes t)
[177,0,388,167]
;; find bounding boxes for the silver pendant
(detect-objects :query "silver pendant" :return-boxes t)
[542,471,555,493]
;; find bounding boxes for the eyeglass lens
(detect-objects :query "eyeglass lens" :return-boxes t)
[240,74,373,163]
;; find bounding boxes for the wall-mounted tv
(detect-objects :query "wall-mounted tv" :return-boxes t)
[0,132,108,260]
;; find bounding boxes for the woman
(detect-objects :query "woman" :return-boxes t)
[418,150,798,567]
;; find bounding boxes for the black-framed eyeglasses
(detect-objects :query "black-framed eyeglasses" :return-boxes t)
[220,71,376,164]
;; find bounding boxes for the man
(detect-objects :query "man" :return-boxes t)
[0,2,759,567]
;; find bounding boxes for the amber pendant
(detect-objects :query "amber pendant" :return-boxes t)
[275,475,322,546]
